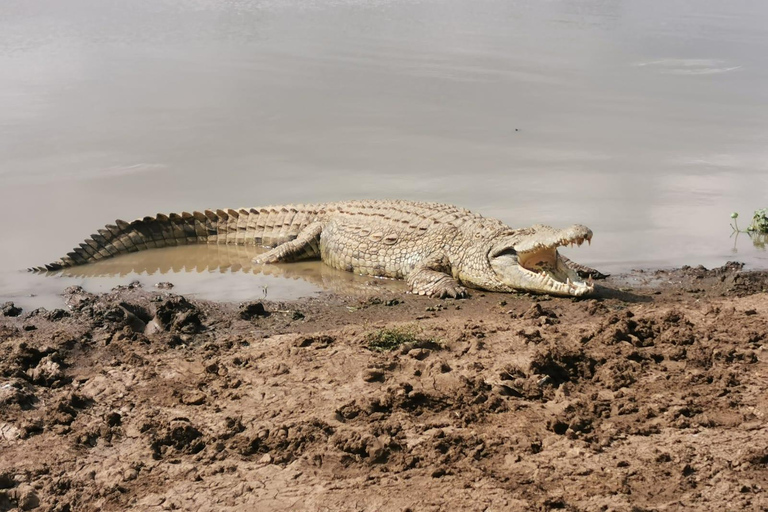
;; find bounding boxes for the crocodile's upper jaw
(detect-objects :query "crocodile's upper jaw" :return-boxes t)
[488,225,594,296]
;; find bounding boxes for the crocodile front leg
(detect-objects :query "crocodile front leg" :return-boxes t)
[406,257,467,298]
[252,223,323,264]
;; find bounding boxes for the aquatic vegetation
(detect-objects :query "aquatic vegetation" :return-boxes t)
[731,209,768,249]
[730,212,741,232]
[747,208,768,234]
[731,209,768,234]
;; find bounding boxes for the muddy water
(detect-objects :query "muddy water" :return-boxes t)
[2,0,768,309]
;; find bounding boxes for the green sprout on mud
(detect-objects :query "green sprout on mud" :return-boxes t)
[365,325,437,352]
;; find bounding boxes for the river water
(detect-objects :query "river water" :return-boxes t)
[2,0,767,309]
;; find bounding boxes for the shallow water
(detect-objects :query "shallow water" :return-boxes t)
[2,0,767,309]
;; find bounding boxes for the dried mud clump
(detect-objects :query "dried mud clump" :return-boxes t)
[234,419,335,464]
[151,296,203,334]
[529,341,599,388]
[1,302,22,317]
[149,418,206,459]
[238,301,268,320]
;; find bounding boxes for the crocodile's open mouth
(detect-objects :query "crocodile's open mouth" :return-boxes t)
[489,225,594,296]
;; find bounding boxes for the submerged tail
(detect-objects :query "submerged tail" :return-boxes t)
[29,207,315,272]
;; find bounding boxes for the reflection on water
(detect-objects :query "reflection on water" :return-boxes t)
[12,244,405,310]
[55,244,405,294]
[1,0,768,307]
[56,244,274,277]
[732,231,768,251]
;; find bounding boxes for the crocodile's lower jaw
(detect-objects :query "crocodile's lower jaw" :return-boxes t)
[519,262,594,296]
[489,243,594,296]
[518,248,593,296]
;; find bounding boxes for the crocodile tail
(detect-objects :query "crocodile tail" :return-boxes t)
[29,208,259,272]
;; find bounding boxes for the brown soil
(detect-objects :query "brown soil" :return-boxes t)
[1,263,767,511]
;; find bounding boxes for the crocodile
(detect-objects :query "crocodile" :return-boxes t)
[32,200,599,297]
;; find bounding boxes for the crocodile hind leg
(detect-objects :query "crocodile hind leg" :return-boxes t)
[406,258,468,298]
[252,223,323,264]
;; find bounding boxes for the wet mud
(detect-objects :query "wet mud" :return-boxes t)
[1,264,767,511]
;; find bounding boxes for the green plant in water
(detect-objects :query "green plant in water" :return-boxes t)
[731,209,768,234]
[730,211,740,232]
[365,325,436,352]
[731,209,768,250]
[748,208,768,234]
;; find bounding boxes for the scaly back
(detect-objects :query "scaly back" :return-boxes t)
[31,200,505,271]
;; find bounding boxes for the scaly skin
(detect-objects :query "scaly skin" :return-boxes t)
[32,200,598,297]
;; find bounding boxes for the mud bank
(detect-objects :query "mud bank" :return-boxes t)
[1,264,767,511]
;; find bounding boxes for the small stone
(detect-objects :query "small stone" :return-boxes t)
[258,453,272,464]
[155,282,174,290]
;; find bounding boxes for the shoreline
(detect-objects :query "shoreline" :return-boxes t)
[1,262,766,510]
